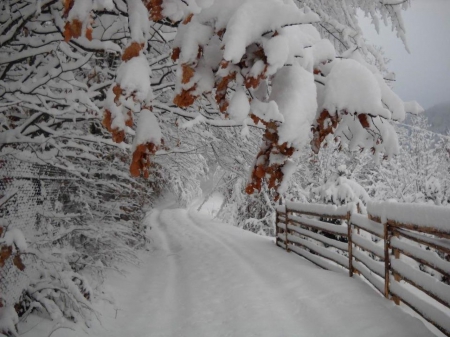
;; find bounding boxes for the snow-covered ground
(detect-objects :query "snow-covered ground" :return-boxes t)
[18,205,436,337]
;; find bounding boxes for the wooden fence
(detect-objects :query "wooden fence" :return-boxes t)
[275,201,450,336]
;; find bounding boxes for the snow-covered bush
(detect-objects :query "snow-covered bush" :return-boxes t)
[311,165,370,214]
[216,177,276,236]
[0,226,27,336]
[0,149,152,330]
[425,176,442,205]
[0,305,19,337]
[369,115,448,205]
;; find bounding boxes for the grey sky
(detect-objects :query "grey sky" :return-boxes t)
[359,0,450,109]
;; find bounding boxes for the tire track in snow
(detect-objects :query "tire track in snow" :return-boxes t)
[171,209,310,336]
[157,209,239,336]
[186,211,339,333]
[145,208,197,337]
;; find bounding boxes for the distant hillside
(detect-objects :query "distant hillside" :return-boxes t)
[406,101,450,135]
[422,101,450,134]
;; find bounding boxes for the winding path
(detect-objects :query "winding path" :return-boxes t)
[95,207,434,337]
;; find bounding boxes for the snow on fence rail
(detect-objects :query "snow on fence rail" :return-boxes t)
[275,201,450,336]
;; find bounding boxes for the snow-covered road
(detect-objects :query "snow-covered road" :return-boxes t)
[95,208,434,337]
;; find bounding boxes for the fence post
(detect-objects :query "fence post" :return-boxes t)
[391,228,401,305]
[347,211,353,277]
[275,206,279,247]
[384,222,390,299]
[275,198,282,248]
[285,204,290,252]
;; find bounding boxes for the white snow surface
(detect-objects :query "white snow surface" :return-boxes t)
[263,35,290,75]
[269,65,317,148]
[311,39,335,66]
[127,0,150,43]
[279,158,296,194]
[404,101,424,115]
[1,227,27,252]
[132,109,162,151]
[67,0,113,22]
[351,213,384,237]
[162,0,212,22]
[222,0,319,63]
[281,201,355,217]
[391,237,450,283]
[228,88,250,123]
[323,59,391,119]
[278,25,321,69]
[116,54,152,103]
[67,0,92,21]
[173,20,213,64]
[22,204,437,337]
[251,98,284,123]
[345,50,409,121]
[196,0,243,31]
[0,306,19,336]
[367,201,450,232]
[312,176,370,213]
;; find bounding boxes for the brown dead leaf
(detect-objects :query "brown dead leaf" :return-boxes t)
[171,47,180,61]
[63,0,74,18]
[86,27,93,41]
[122,42,143,61]
[112,84,122,103]
[183,13,194,24]
[63,19,82,42]
[217,28,226,38]
[311,109,340,154]
[0,246,12,268]
[13,254,25,271]
[130,143,159,178]
[102,109,113,132]
[112,129,125,143]
[173,87,197,108]
[147,0,164,22]
[357,114,370,128]
[181,64,195,84]
[125,110,133,127]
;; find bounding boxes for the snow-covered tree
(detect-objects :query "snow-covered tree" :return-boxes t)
[158,0,423,200]
[1,0,424,208]
[369,116,447,205]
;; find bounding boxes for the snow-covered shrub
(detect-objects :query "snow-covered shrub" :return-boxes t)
[425,176,442,205]
[213,174,273,236]
[0,149,151,329]
[0,305,19,337]
[311,165,370,214]
[23,262,93,323]
[306,166,370,252]
[0,226,27,337]
[371,115,448,205]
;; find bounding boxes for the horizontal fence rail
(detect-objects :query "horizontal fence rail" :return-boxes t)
[275,201,450,336]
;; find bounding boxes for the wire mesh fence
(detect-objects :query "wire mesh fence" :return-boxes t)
[0,155,85,307]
